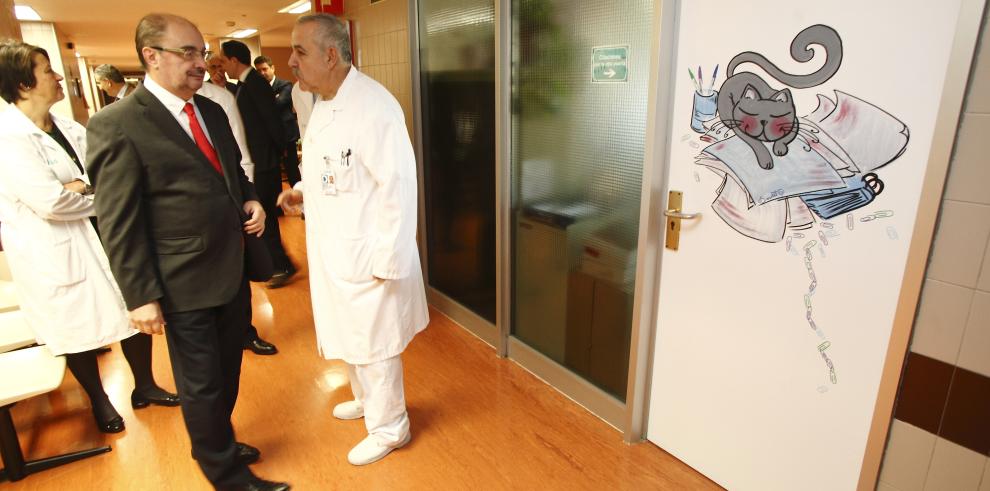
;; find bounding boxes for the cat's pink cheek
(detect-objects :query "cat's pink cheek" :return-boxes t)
[769,117,791,138]
[741,116,758,134]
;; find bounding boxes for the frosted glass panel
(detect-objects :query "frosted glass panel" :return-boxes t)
[419,0,497,322]
[510,0,653,400]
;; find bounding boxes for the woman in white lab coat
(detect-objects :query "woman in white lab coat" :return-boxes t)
[0,41,178,433]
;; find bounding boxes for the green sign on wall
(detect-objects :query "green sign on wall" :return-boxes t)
[591,45,629,83]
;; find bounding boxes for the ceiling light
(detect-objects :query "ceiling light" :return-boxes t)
[227,28,258,39]
[14,6,42,21]
[278,0,310,14]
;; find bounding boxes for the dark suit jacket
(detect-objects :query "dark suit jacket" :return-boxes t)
[235,69,284,173]
[225,81,237,95]
[86,85,259,313]
[272,77,300,144]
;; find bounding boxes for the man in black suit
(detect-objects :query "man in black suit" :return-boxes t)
[254,55,301,187]
[86,13,289,491]
[219,41,297,292]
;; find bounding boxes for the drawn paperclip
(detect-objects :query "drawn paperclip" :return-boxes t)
[804,294,812,307]
[785,236,792,252]
[846,213,854,230]
[874,210,894,218]
[859,215,875,222]
[818,341,831,352]
[818,230,829,246]
[803,240,817,250]
[821,222,833,229]
[793,232,805,239]
[886,226,899,240]
[817,385,828,393]
[829,371,837,384]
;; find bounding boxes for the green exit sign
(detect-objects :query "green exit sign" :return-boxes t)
[591,45,629,83]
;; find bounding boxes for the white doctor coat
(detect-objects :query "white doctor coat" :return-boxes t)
[300,67,429,364]
[0,107,134,355]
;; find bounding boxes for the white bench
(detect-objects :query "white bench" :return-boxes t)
[0,312,35,353]
[0,345,110,482]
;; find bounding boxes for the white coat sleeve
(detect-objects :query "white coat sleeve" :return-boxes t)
[0,135,94,221]
[226,101,255,182]
[363,111,418,280]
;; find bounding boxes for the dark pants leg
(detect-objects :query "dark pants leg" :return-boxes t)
[253,168,292,272]
[162,280,253,487]
[120,333,155,392]
[282,144,301,187]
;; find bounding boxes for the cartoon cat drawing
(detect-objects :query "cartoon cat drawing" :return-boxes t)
[717,25,843,170]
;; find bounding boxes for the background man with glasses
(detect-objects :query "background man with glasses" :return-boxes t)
[93,63,136,107]
[86,12,289,491]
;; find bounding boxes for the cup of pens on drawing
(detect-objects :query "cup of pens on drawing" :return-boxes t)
[689,65,719,133]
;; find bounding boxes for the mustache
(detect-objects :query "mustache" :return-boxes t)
[188,68,206,76]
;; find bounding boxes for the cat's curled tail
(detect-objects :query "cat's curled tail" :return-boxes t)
[726,24,842,89]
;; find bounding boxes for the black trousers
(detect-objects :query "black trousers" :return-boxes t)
[253,167,292,272]
[281,143,301,187]
[162,279,253,487]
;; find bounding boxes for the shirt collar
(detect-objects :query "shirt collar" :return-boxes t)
[143,76,195,118]
[115,84,128,99]
[237,67,251,83]
[327,65,359,110]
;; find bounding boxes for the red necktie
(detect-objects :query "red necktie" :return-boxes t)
[182,102,223,175]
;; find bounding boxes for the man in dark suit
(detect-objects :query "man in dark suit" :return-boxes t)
[86,13,289,491]
[253,55,301,187]
[219,41,296,292]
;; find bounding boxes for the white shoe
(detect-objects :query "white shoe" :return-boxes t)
[332,400,364,420]
[347,432,411,466]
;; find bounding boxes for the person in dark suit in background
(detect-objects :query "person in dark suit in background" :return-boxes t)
[94,64,137,107]
[85,13,289,491]
[219,41,297,292]
[253,55,301,187]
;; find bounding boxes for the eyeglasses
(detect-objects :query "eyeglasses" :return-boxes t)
[150,46,212,61]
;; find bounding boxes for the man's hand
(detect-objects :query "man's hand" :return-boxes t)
[63,179,87,194]
[276,189,304,215]
[129,300,166,335]
[243,200,266,237]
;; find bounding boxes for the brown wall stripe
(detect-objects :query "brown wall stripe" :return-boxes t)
[893,352,990,456]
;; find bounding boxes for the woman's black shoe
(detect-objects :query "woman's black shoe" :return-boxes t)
[131,387,181,409]
[93,409,125,433]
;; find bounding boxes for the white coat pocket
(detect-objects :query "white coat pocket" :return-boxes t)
[40,237,86,287]
[334,148,359,193]
[324,235,375,283]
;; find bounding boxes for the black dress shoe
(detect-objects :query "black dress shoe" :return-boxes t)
[131,387,181,409]
[244,338,278,355]
[236,442,261,465]
[220,477,291,491]
[265,268,296,289]
[93,409,125,433]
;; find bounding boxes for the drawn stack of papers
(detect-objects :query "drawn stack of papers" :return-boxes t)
[695,91,909,242]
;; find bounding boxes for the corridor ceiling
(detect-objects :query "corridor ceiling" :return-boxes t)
[18,0,300,70]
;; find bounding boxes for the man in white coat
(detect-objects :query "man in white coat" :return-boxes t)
[278,13,429,466]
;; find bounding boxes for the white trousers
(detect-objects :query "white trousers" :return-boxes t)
[347,355,409,445]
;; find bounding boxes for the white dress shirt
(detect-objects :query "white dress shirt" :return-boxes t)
[142,76,215,146]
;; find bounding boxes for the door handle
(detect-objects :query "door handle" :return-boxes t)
[663,210,700,220]
[665,190,700,251]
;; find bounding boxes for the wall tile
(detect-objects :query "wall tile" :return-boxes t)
[927,200,990,288]
[911,279,974,364]
[879,420,937,491]
[940,367,990,455]
[958,291,990,377]
[877,482,901,491]
[945,114,990,204]
[894,353,955,435]
[924,438,986,490]
[979,458,990,491]
[978,238,990,292]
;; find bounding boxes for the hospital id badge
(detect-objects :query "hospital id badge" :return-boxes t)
[322,156,337,195]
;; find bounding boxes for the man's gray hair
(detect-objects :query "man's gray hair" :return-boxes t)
[94,64,125,83]
[296,13,352,64]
